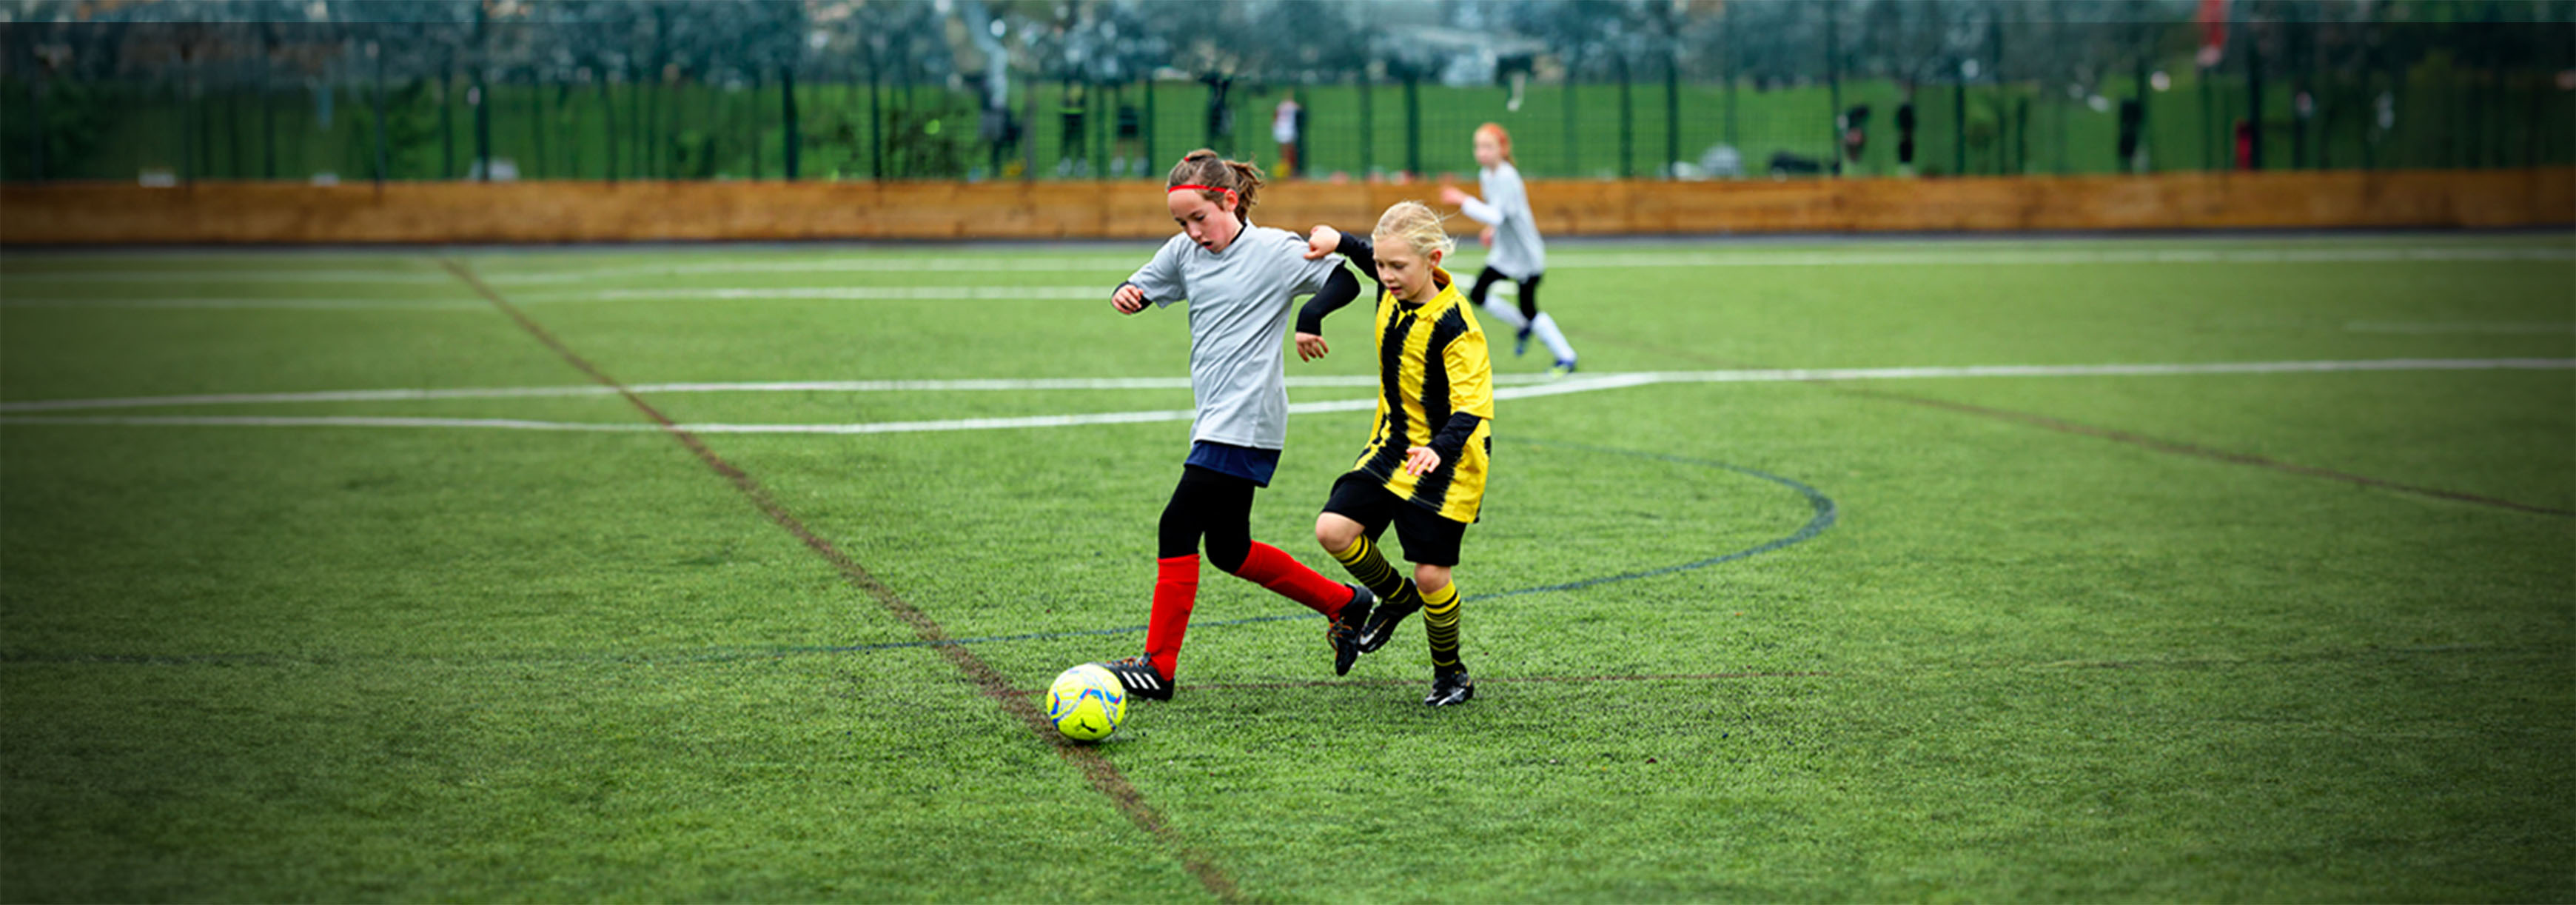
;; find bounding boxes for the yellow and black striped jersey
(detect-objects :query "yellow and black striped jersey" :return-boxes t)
[1351,266,1495,523]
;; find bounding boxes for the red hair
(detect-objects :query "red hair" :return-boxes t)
[1475,123,1515,164]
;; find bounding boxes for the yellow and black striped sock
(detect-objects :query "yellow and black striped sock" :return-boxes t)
[1421,581,1463,675]
[1328,535,1421,607]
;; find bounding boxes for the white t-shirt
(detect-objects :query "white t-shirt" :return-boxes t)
[1272,100,1301,144]
[1122,224,1341,450]
[1457,161,1546,279]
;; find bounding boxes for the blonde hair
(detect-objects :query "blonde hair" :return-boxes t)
[1372,201,1456,258]
[1167,148,1265,222]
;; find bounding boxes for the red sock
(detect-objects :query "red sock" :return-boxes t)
[1144,555,1198,681]
[1231,541,1352,618]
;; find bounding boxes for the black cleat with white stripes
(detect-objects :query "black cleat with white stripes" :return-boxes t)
[1098,656,1175,701]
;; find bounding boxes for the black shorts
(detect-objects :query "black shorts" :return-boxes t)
[1323,471,1468,567]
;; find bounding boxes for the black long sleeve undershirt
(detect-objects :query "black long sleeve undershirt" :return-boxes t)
[1428,411,1483,464]
[1295,230,1381,335]
[1298,267,1361,336]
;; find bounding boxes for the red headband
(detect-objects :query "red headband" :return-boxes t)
[1169,184,1237,201]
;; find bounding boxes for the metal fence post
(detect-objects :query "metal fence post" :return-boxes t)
[1828,2,1842,178]
[782,65,799,180]
[1953,75,1967,176]
[1563,66,1578,178]
[1359,66,1373,177]
[1403,73,1421,178]
[1666,47,1681,179]
[2246,20,2264,170]
[1617,56,1634,178]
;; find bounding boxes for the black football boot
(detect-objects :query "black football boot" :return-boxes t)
[1327,584,1376,676]
[1098,656,1175,702]
[1355,582,1421,654]
[1424,669,1475,707]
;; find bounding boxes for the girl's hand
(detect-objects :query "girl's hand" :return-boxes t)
[1439,186,1469,207]
[1112,283,1149,314]
[1294,332,1330,361]
[1403,446,1443,475]
[1480,227,1495,247]
[1304,225,1342,260]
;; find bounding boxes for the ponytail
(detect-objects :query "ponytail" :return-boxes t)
[1167,148,1266,222]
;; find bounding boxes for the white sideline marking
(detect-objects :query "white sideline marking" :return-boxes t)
[2344,321,2576,335]
[0,376,1395,413]
[2,359,2566,433]
[480,257,1139,283]
[22,358,2566,415]
[472,244,2576,285]
[516,286,1111,302]
[1,297,487,310]
[0,415,661,432]
[20,244,2560,290]
[1,288,1111,308]
[1540,246,2576,269]
[2,269,452,284]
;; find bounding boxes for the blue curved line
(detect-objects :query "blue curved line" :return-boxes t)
[7,440,1836,667]
[777,438,1837,658]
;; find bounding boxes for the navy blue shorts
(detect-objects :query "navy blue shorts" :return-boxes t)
[1184,441,1281,487]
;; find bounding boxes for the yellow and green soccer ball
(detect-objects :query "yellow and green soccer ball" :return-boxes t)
[1047,664,1127,741]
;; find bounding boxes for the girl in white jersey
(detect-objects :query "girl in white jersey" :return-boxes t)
[1096,150,1378,702]
[1440,123,1579,378]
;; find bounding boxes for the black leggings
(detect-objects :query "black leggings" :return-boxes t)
[1159,465,1255,572]
[1466,266,1543,322]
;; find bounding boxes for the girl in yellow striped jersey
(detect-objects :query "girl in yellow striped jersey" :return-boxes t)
[1294,201,1494,707]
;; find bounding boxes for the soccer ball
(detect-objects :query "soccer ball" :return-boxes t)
[1046,664,1127,741]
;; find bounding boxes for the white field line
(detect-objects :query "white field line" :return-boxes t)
[0,287,1111,308]
[0,375,1391,413]
[514,286,1112,302]
[480,256,1141,283]
[1,297,488,310]
[2,359,2566,433]
[1,269,453,284]
[474,244,2576,283]
[1538,246,2576,269]
[0,415,660,431]
[19,358,2563,415]
[7,244,2562,291]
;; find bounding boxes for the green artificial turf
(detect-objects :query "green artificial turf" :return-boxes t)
[3,232,2571,901]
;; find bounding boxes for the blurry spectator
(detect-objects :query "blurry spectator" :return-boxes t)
[1896,92,1919,174]
[1273,91,1303,178]
[2119,98,2144,173]
[1768,151,1825,178]
[1202,73,1234,150]
[1839,104,1871,175]
[1116,98,1144,178]
[1059,82,1088,176]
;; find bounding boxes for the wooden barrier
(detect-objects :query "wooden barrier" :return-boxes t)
[2,168,2568,245]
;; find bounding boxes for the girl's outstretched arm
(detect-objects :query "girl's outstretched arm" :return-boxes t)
[1292,267,1361,361]
[1443,185,1504,227]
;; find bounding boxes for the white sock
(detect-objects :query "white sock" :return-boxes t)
[1479,298,1529,333]
[1532,313,1577,364]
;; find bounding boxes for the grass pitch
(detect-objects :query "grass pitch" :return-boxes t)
[3,232,2572,901]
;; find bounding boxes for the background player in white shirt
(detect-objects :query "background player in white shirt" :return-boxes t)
[1440,122,1579,378]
